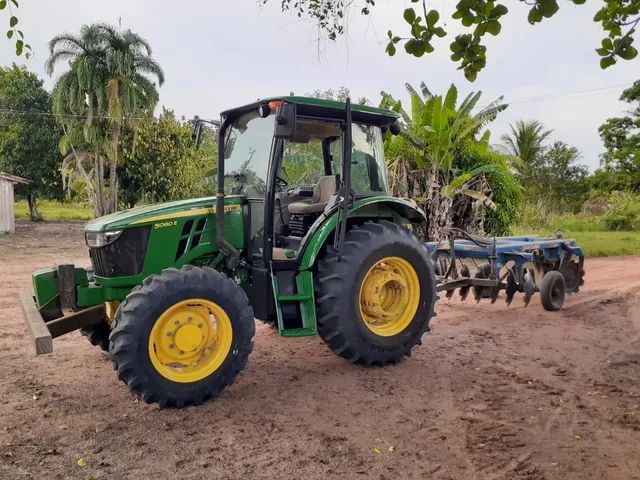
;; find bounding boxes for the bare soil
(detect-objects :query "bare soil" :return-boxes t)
[1,221,640,480]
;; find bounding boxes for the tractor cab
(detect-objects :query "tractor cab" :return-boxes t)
[212,98,394,264]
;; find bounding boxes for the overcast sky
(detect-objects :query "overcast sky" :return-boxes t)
[2,0,638,170]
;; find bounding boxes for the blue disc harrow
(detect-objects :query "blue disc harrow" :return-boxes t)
[426,229,585,310]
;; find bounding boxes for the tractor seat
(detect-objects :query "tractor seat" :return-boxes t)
[288,175,337,215]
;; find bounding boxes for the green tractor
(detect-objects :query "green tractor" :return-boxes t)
[20,96,436,408]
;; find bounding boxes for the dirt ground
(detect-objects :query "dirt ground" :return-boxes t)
[1,221,639,480]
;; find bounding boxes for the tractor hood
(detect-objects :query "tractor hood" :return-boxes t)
[85,196,243,232]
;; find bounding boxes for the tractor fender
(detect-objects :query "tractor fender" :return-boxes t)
[298,196,426,270]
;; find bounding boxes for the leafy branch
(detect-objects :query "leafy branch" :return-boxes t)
[0,0,31,58]
[262,0,640,81]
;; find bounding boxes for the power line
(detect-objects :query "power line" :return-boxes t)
[505,82,632,105]
[0,81,635,120]
[0,107,166,121]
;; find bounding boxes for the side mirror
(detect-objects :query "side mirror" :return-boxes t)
[193,118,220,149]
[390,121,401,135]
[193,122,203,148]
[274,103,297,138]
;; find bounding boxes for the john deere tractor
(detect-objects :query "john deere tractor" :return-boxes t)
[20,97,436,407]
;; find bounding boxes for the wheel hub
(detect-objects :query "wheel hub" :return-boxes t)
[360,268,407,322]
[174,323,204,353]
[359,257,420,337]
[148,299,233,383]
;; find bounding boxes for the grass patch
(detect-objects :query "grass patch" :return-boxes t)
[514,227,640,257]
[14,199,93,221]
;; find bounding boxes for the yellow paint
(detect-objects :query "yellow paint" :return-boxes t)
[132,204,241,225]
[358,256,420,337]
[105,300,120,324]
[148,298,233,383]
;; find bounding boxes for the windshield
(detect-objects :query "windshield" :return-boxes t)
[223,111,274,197]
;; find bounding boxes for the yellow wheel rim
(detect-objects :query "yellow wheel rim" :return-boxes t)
[148,299,233,383]
[359,256,420,337]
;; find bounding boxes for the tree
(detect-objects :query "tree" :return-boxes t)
[47,23,164,215]
[0,65,61,220]
[119,110,213,207]
[501,122,589,213]
[380,82,514,240]
[307,87,369,105]
[597,80,640,191]
[500,120,553,182]
[539,141,590,211]
[262,0,639,81]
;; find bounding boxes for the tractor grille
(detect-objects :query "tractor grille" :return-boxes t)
[89,226,151,278]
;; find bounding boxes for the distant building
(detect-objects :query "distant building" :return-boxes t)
[0,172,30,234]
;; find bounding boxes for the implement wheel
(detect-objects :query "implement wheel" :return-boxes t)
[315,221,436,366]
[109,266,254,408]
[540,270,566,311]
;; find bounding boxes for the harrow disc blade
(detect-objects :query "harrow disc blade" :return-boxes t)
[505,270,518,306]
[523,272,536,307]
[459,265,471,301]
[490,286,500,304]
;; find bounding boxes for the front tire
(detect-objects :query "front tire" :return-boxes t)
[109,266,255,408]
[315,221,436,366]
[80,322,110,352]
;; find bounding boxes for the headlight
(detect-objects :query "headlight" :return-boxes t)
[85,230,122,248]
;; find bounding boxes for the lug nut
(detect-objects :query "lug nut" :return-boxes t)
[197,323,203,328]
[169,344,175,349]
[174,320,179,325]
[187,316,193,322]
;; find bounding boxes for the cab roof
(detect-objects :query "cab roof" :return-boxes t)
[220,96,399,127]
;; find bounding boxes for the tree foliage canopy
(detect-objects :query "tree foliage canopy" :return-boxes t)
[262,0,640,81]
[120,110,214,207]
[47,23,164,215]
[0,65,61,219]
[597,80,640,191]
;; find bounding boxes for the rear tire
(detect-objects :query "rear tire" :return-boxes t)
[315,221,436,366]
[540,270,566,311]
[109,266,255,408]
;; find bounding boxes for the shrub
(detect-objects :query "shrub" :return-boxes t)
[601,192,640,231]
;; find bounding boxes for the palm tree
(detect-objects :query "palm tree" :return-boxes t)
[47,23,164,215]
[381,82,507,240]
[500,120,552,181]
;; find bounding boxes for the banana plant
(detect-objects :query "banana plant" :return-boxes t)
[380,82,507,240]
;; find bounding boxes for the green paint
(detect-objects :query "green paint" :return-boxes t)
[32,268,57,309]
[222,96,399,124]
[271,269,317,337]
[89,197,245,289]
[299,196,426,270]
[32,267,89,309]
[85,195,244,232]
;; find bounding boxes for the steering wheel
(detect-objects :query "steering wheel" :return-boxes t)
[275,175,288,189]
